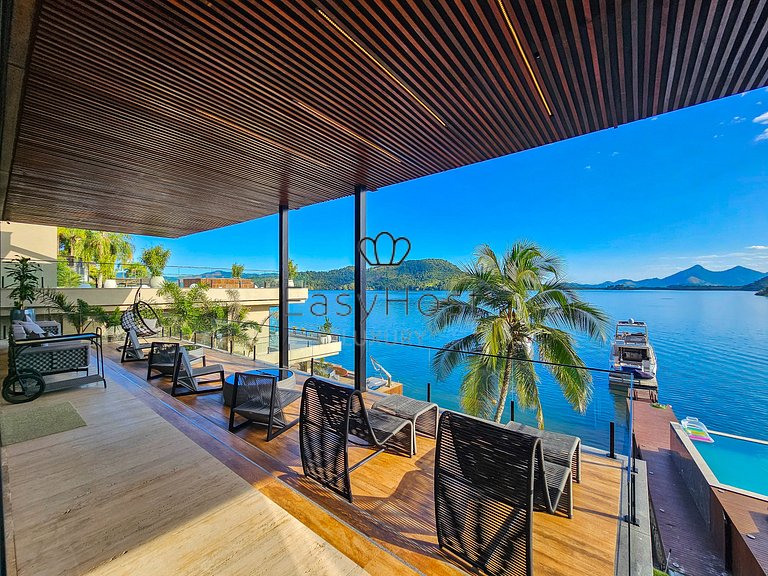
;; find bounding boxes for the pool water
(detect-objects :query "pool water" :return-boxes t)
[694,432,768,497]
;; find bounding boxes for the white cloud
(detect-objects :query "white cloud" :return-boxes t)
[584,165,591,170]
[752,113,768,142]
[748,245,768,250]
[611,151,619,157]
[732,116,746,123]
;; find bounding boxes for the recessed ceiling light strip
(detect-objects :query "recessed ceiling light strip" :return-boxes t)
[316,8,446,127]
[294,100,401,163]
[196,109,330,168]
[496,0,553,116]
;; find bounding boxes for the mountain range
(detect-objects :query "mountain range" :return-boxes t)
[574,265,768,290]
[191,259,462,290]
[188,261,768,295]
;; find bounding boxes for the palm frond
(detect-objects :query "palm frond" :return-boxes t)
[459,355,500,420]
[511,356,543,426]
[431,332,482,381]
[535,328,592,412]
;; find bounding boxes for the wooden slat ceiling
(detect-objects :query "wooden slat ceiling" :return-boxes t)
[3,0,768,237]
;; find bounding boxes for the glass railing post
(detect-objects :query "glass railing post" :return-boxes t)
[610,421,615,459]
[509,400,515,423]
[427,382,431,403]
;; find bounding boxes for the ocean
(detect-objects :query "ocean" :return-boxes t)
[285,290,768,452]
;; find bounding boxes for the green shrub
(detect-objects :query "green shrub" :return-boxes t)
[57,260,82,287]
[141,246,171,277]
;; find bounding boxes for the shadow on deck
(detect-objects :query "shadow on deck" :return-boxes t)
[105,343,625,576]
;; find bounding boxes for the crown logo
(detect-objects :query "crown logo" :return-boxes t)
[359,231,411,266]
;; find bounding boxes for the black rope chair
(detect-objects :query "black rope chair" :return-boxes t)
[146,342,180,380]
[434,411,572,576]
[228,372,301,440]
[120,293,161,362]
[299,377,413,503]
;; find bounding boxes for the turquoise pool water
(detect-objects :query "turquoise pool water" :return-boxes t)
[695,433,768,497]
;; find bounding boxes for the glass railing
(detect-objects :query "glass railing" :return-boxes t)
[0,257,295,289]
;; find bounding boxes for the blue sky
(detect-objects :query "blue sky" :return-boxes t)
[134,87,768,284]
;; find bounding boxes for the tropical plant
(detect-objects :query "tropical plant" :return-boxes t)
[157,281,216,336]
[40,290,108,333]
[231,263,245,278]
[57,259,82,287]
[214,289,262,353]
[428,243,608,426]
[124,262,148,279]
[70,230,134,287]
[319,316,333,334]
[58,227,87,265]
[141,245,171,277]
[288,259,298,280]
[7,257,42,309]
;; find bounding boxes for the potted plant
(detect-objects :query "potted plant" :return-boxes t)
[141,246,171,288]
[100,308,124,342]
[288,259,298,287]
[319,316,333,344]
[7,257,41,322]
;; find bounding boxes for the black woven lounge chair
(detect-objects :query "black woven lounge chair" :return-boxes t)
[170,347,225,397]
[228,371,301,441]
[146,342,206,380]
[299,377,413,503]
[146,342,179,380]
[505,421,582,483]
[435,412,574,576]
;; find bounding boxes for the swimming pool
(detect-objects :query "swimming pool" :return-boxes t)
[672,424,768,501]
[693,431,768,498]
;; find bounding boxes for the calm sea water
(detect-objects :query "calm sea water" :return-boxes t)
[286,290,768,451]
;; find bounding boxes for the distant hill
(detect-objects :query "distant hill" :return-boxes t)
[745,275,768,296]
[298,258,462,290]
[575,265,767,289]
[743,275,768,291]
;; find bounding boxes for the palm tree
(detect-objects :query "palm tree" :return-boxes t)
[216,289,262,353]
[58,228,86,264]
[429,242,608,427]
[58,227,88,282]
[79,231,134,287]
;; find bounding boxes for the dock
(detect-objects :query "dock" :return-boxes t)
[609,371,658,402]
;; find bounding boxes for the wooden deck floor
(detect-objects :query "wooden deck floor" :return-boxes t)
[101,344,624,576]
[0,362,374,576]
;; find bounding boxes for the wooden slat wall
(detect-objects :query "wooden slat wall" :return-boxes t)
[4,0,768,237]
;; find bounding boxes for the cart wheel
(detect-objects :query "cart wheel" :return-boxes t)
[2,370,45,404]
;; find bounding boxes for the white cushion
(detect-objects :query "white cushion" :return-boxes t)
[19,321,46,337]
[12,325,27,340]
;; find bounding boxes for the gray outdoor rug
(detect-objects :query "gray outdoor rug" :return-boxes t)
[0,401,87,446]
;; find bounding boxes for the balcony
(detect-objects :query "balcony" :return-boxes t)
[0,344,647,575]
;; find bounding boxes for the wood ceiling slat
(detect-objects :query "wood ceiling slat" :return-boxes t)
[705,0,759,101]
[4,0,768,237]
[731,2,768,93]
[661,0,686,113]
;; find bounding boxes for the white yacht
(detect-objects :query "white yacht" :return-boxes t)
[609,320,657,379]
